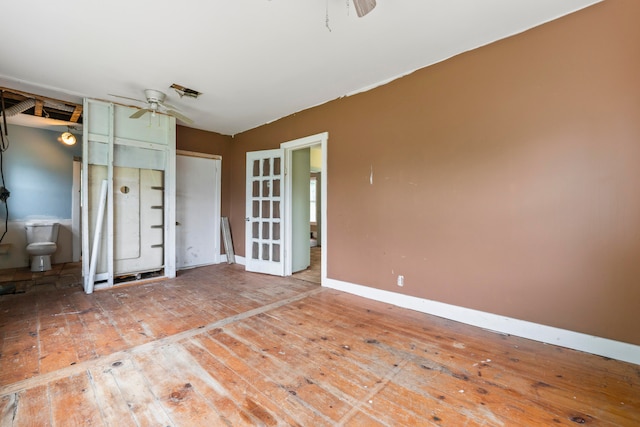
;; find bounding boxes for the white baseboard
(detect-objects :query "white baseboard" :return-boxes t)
[234,255,246,265]
[324,278,640,365]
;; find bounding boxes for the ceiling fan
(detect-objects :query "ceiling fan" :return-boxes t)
[110,89,193,125]
[354,0,376,17]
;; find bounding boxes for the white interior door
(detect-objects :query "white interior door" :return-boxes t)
[176,155,221,269]
[245,149,284,275]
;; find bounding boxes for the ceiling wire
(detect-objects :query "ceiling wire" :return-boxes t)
[326,0,356,32]
[0,91,10,244]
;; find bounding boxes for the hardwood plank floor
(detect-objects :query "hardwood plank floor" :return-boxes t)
[292,246,321,284]
[0,263,638,426]
[0,262,82,296]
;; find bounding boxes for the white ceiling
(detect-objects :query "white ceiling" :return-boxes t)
[0,0,599,136]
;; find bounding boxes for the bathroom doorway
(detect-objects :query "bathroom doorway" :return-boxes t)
[0,124,81,272]
[0,124,83,294]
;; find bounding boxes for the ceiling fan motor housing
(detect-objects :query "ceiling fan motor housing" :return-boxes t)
[144,89,166,104]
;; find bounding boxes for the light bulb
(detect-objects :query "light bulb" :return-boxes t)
[61,131,76,145]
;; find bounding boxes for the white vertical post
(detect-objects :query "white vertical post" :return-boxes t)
[106,104,115,287]
[81,99,90,287]
[164,117,177,278]
[86,180,108,294]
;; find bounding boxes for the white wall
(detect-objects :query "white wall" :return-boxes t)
[292,148,311,273]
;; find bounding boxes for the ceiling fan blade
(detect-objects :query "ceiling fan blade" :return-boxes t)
[354,0,376,17]
[166,109,194,125]
[159,101,179,111]
[109,93,146,104]
[130,108,151,119]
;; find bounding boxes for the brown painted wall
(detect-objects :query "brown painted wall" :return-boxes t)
[224,1,640,346]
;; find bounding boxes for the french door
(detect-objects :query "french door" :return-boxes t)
[245,149,285,275]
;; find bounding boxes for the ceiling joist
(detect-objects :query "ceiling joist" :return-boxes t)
[69,105,83,123]
[34,99,43,117]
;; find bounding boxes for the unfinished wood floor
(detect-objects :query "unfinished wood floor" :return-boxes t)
[1,264,638,426]
[292,246,321,284]
[0,262,82,296]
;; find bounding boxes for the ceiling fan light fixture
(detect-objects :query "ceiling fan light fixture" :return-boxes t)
[60,131,76,146]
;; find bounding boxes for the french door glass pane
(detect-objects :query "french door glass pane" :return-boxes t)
[263,159,271,176]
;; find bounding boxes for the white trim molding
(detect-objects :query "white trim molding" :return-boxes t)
[280,132,328,285]
[324,278,640,365]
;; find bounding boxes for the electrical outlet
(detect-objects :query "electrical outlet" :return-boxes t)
[397,275,404,287]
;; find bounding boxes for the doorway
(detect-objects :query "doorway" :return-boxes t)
[244,132,327,283]
[292,161,322,283]
[283,132,327,284]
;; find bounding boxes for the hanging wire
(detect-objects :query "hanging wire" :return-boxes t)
[0,91,8,153]
[0,91,10,244]
[325,0,332,32]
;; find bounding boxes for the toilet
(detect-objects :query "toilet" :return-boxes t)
[25,222,59,272]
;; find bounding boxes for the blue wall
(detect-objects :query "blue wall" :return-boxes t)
[3,124,82,220]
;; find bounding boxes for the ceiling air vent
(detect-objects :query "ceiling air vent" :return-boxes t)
[170,83,202,99]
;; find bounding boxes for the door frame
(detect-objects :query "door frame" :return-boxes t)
[82,99,177,293]
[281,132,328,283]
